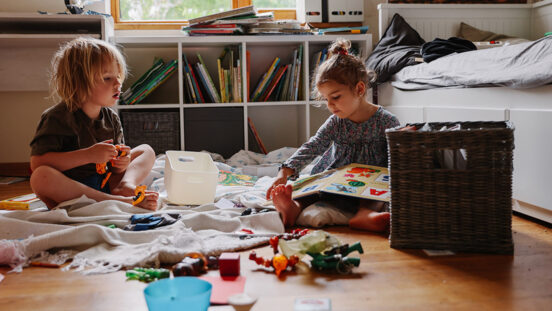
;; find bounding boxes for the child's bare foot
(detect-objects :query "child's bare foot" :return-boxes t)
[271,184,301,227]
[131,191,159,211]
[349,208,390,232]
[111,181,137,197]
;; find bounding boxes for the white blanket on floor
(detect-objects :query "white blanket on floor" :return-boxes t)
[0,148,338,274]
[0,196,283,274]
[0,152,287,274]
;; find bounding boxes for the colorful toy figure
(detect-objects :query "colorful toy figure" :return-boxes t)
[308,242,364,274]
[125,267,170,283]
[172,253,208,276]
[96,145,127,188]
[248,251,299,277]
[132,185,146,206]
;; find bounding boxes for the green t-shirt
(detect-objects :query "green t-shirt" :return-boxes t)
[30,103,124,180]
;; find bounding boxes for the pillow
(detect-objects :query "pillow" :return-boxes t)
[456,22,530,48]
[365,14,425,84]
[456,22,511,41]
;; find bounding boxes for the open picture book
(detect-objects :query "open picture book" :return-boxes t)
[291,163,390,202]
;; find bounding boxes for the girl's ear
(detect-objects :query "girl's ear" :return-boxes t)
[355,81,366,97]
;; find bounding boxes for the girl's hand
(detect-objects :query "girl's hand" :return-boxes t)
[266,167,294,199]
[87,140,117,163]
[111,145,131,171]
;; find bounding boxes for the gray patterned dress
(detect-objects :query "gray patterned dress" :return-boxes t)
[282,107,400,179]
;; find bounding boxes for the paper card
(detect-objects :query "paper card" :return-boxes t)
[423,249,455,256]
[294,298,331,311]
[214,198,236,209]
[199,275,246,305]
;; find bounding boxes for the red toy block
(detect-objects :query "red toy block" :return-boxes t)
[219,252,240,276]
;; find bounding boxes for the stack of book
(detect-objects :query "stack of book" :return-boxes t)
[182,24,244,36]
[120,59,178,105]
[247,20,312,35]
[249,45,303,102]
[182,5,273,36]
[182,47,242,104]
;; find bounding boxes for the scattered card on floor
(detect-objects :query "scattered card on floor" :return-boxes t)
[423,249,455,256]
[294,298,331,311]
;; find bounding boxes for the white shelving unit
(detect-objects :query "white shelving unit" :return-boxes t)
[114,34,372,157]
[0,13,112,92]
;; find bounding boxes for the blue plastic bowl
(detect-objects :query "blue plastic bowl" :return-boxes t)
[144,277,212,311]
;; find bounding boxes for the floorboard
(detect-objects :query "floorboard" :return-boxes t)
[1,181,551,310]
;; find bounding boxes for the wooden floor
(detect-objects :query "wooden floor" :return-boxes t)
[1,181,551,311]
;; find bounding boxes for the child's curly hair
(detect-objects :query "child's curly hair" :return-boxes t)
[311,38,376,100]
[50,37,127,112]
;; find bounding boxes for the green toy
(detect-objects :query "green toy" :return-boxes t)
[307,242,364,274]
[125,267,170,283]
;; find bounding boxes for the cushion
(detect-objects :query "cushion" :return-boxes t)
[456,22,511,41]
[365,14,425,84]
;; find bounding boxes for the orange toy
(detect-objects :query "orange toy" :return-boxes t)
[248,251,299,277]
[132,185,147,206]
[96,145,127,189]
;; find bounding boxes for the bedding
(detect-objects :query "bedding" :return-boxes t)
[392,35,552,90]
[365,13,425,84]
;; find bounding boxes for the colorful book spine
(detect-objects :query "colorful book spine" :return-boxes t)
[251,57,280,102]
[127,60,177,105]
[261,65,288,102]
[130,63,177,105]
[197,53,221,103]
[196,63,216,103]
[294,45,303,101]
[183,53,205,103]
[255,63,280,102]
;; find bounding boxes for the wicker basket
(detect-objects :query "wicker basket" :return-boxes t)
[385,121,515,254]
[120,110,180,155]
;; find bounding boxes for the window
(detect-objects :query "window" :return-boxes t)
[112,0,297,30]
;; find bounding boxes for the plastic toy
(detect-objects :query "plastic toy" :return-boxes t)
[308,242,364,274]
[249,251,299,277]
[125,267,170,283]
[172,253,208,276]
[132,185,147,206]
[96,145,127,188]
[219,252,240,276]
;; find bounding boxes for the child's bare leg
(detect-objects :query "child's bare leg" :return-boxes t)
[30,165,159,211]
[348,200,390,232]
[271,184,304,227]
[110,144,156,197]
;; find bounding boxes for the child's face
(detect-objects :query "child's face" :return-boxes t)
[84,59,123,109]
[318,80,364,120]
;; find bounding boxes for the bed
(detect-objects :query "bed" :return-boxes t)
[375,1,552,223]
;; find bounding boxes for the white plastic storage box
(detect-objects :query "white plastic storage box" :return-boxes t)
[165,151,219,205]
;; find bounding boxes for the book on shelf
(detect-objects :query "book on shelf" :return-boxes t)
[291,163,390,202]
[260,64,288,102]
[188,5,256,26]
[250,57,280,102]
[120,59,177,105]
[183,53,205,103]
[0,193,45,210]
[247,117,267,154]
[293,44,303,101]
[197,53,221,103]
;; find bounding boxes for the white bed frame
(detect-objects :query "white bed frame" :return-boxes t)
[377,1,552,223]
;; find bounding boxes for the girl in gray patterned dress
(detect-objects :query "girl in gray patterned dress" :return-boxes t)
[266,39,400,232]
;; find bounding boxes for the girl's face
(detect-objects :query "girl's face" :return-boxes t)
[84,59,123,110]
[317,80,365,120]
